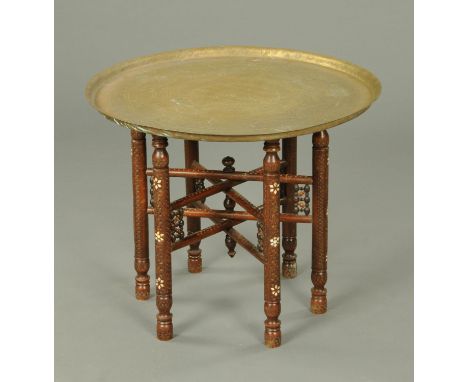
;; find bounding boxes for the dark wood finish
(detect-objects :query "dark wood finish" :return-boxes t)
[257,219,264,253]
[154,167,312,184]
[192,201,264,263]
[146,160,288,176]
[152,136,173,340]
[262,140,282,348]
[171,181,233,210]
[130,131,150,300]
[170,208,185,242]
[193,161,261,218]
[184,140,202,273]
[172,219,242,251]
[281,137,298,279]
[311,131,329,314]
[293,185,311,215]
[222,156,237,257]
[169,166,264,210]
[128,130,331,347]
[157,208,312,223]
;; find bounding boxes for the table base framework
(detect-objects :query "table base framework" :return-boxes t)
[130,130,329,348]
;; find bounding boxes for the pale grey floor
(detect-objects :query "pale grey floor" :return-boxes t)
[55,1,413,381]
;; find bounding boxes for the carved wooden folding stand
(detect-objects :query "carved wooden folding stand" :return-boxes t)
[86,46,380,348]
[131,133,324,346]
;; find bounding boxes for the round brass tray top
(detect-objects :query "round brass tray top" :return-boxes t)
[85,46,381,142]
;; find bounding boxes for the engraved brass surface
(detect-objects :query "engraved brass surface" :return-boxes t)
[86,46,381,142]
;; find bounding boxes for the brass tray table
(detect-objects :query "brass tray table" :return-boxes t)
[86,46,381,348]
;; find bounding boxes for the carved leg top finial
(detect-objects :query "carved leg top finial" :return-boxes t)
[152,136,169,167]
[312,130,329,147]
[263,140,281,172]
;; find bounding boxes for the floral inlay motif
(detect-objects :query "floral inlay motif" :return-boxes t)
[269,182,280,195]
[156,277,164,290]
[155,231,165,242]
[271,285,280,296]
[270,237,280,247]
[153,177,162,190]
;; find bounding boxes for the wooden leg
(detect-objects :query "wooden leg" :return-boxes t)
[311,131,329,314]
[131,130,150,300]
[222,156,237,257]
[281,137,297,278]
[262,140,282,348]
[152,136,173,340]
[184,140,202,273]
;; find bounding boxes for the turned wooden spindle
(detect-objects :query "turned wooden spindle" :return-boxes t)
[262,140,282,348]
[222,156,237,257]
[130,130,150,300]
[311,131,329,314]
[152,136,173,340]
[184,140,202,273]
[281,137,298,278]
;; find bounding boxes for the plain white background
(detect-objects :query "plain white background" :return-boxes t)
[0,1,53,381]
[0,0,466,381]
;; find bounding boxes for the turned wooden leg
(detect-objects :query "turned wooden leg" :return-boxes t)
[281,137,298,278]
[222,156,237,257]
[262,140,282,348]
[152,136,173,340]
[131,130,150,300]
[311,131,329,314]
[184,140,202,273]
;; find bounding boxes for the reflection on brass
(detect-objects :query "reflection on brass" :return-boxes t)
[86,46,381,142]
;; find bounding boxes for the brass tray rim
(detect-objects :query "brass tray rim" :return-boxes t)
[85,45,381,142]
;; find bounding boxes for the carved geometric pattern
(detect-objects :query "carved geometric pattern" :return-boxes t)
[193,178,206,204]
[194,178,205,193]
[256,220,264,252]
[149,177,155,208]
[152,135,173,340]
[170,208,185,242]
[222,156,237,257]
[294,184,311,215]
[131,130,150,300]
[311,131,329,315]
[136,134,327,346]
[262,140,282,348]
